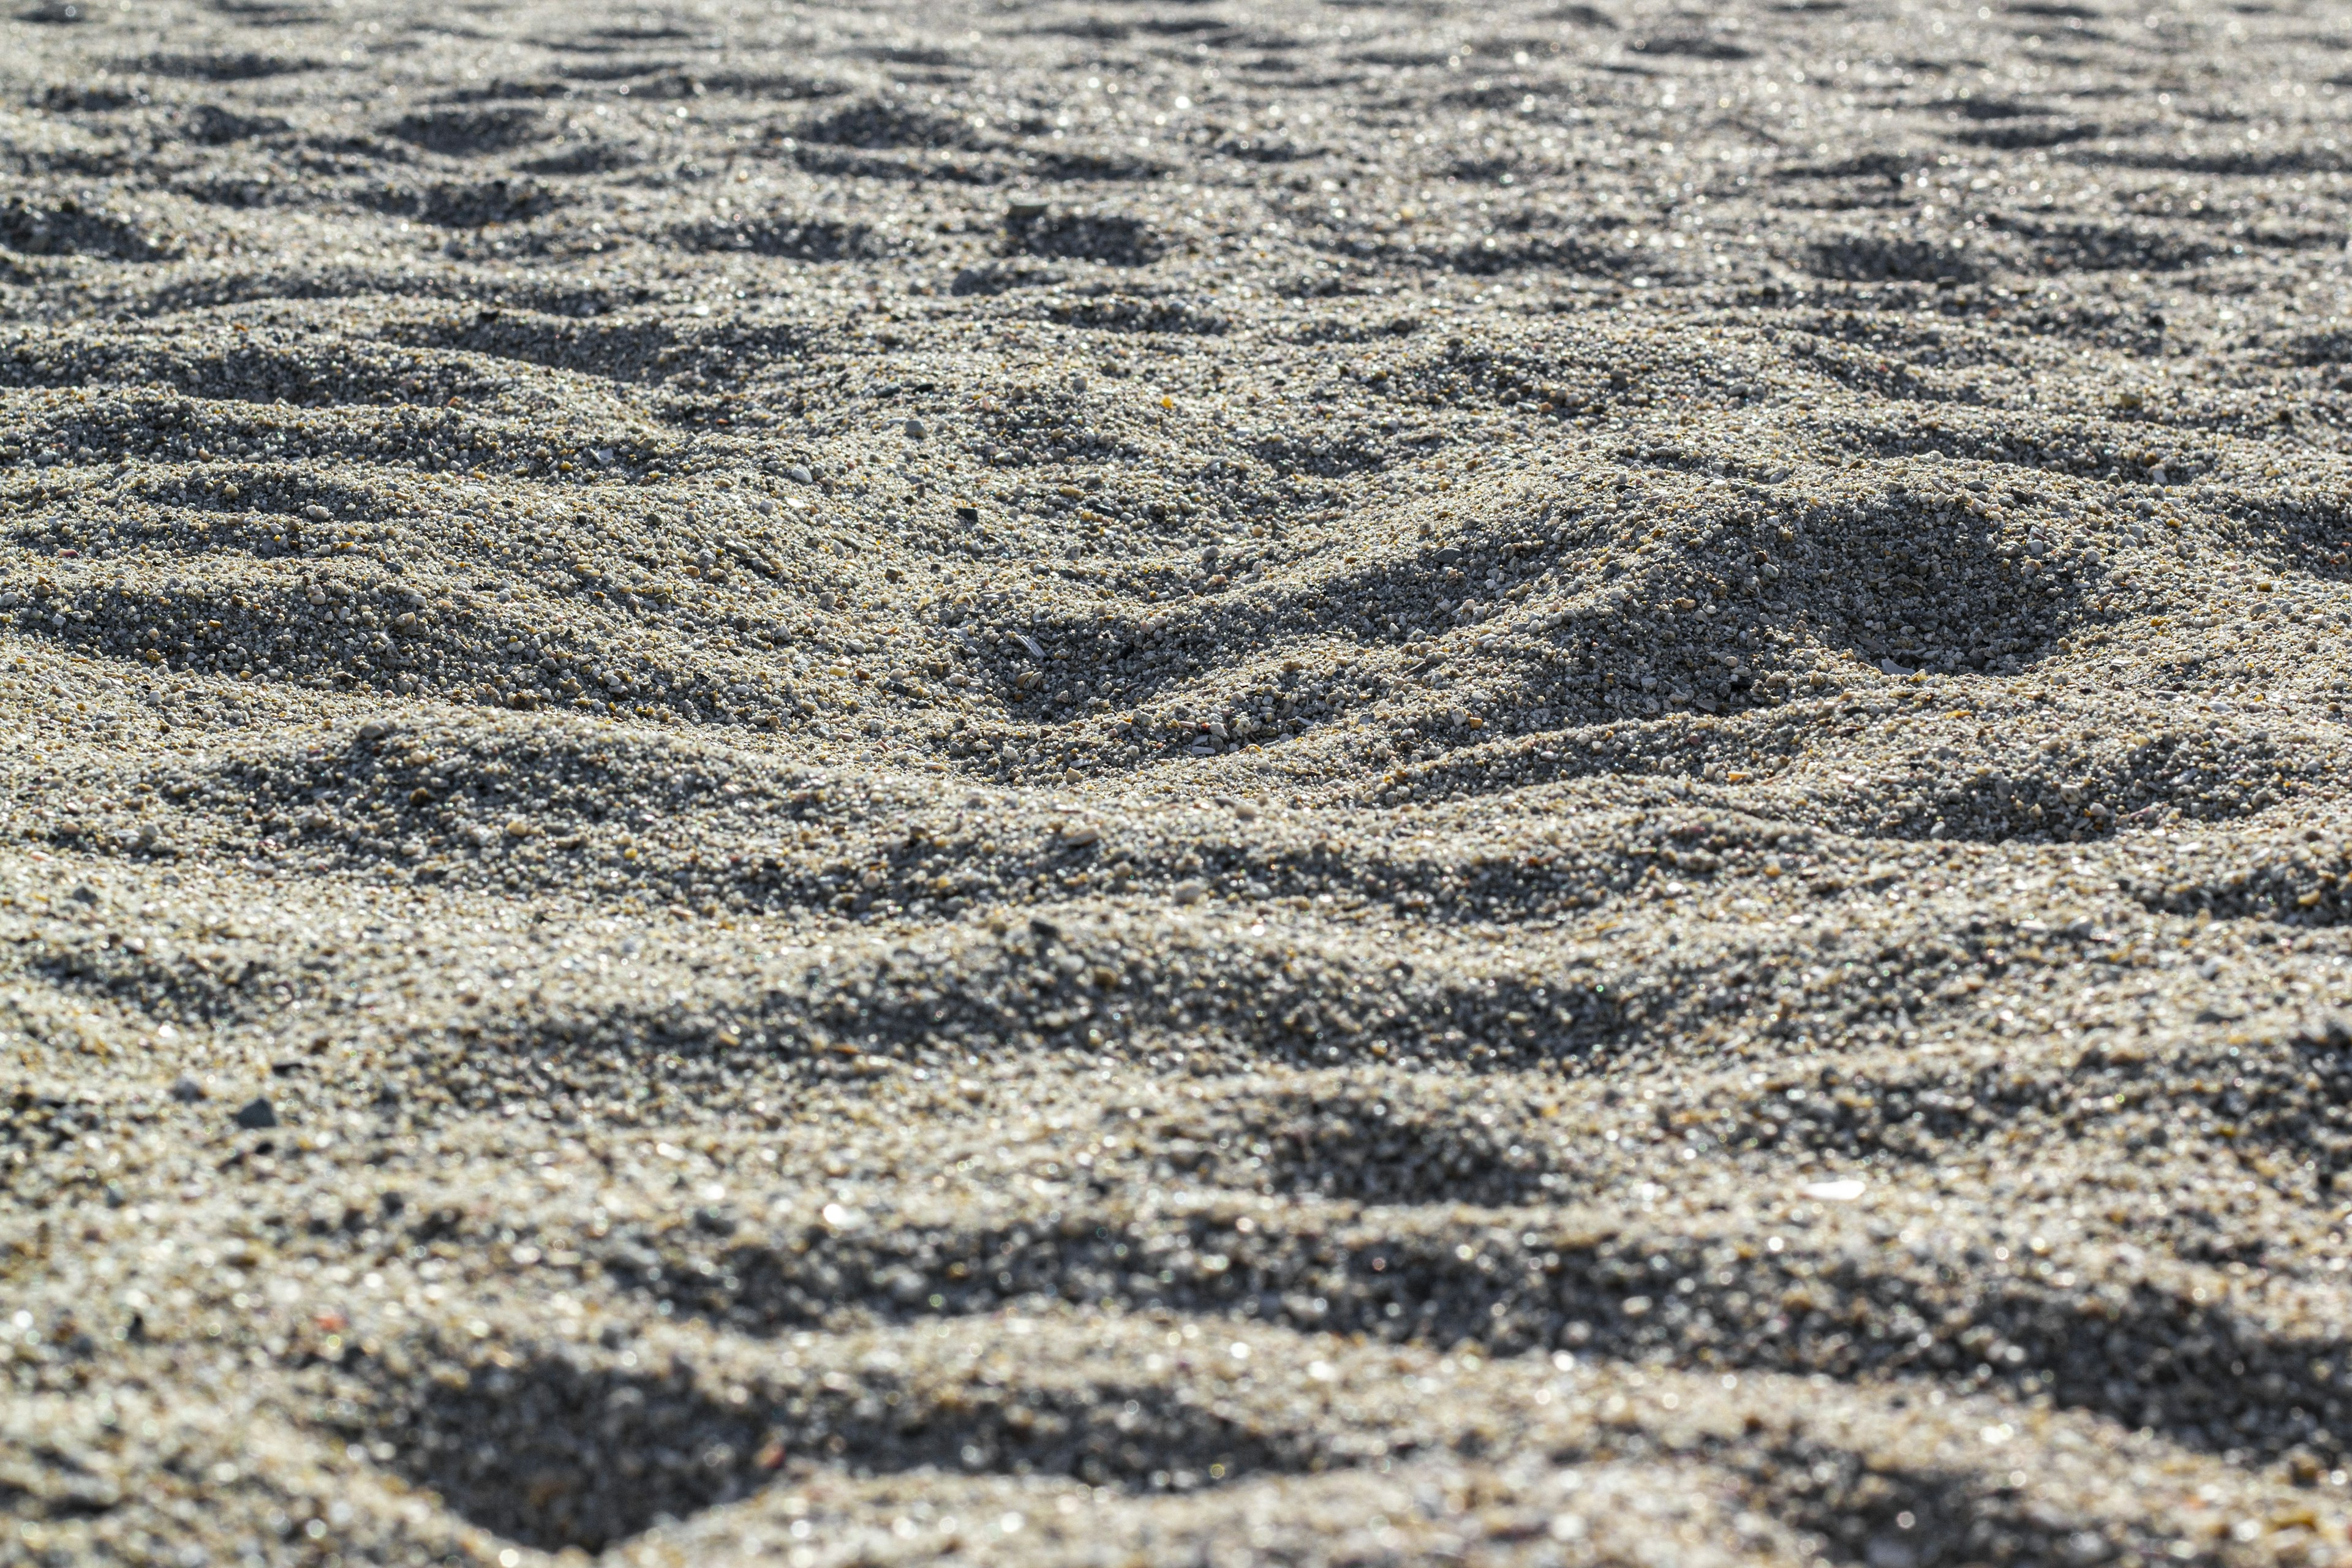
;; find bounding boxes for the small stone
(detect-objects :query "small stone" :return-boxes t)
[786,465,813,485]
[1172,880,1206,905]
[170,1077,205,1104]
[903,418,927,440]
[233,1097,279,1131]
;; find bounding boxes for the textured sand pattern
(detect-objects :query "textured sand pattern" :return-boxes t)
[10,0,2352,1563]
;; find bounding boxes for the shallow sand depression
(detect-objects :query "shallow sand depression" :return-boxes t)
[9,0,2352,1562]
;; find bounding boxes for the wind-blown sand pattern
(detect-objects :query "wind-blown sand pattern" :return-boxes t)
[9,0,2352,1562]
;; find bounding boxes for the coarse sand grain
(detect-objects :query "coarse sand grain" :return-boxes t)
[11,0,2352,1562]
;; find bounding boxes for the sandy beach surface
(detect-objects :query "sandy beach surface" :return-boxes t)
[9,0,2352,1561]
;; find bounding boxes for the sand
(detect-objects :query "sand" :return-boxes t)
[8,0,2352,1561]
